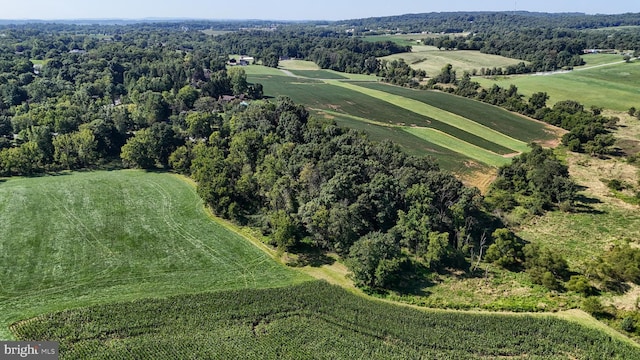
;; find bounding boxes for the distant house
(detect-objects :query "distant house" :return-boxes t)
[238,56,254,66]
[218,94,246,103]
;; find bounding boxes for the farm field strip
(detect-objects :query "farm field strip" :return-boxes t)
[251,74,513,154]
[330,81,529,153]
[287,69,348,79]
[323,112,488,175]
[318,108,508,168]
[357,82,556,143]
[403,127,512,167]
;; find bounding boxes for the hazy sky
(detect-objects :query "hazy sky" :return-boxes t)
[1,0,638,20]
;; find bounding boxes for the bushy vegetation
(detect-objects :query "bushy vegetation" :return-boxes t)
[487,143,577,216]
[12,281,640,359]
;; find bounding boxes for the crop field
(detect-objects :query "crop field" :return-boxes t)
[476,58,640,111]
[356,82,558,143]
[251,73,516,156]
[0,171,310,339]
[331,81,529,153]
[324,111,488,173]
[404,127,512,167]
[382,48,525,75]
[12,281,639,359]
[245,66,560,172]
[287,69,348,79]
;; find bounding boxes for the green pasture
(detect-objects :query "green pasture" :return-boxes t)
[382,49,525,75]
[357,82,556,143]
[0,171,310,339]
[13,281,639,359]
[476,60,640,111]
[332,81,528,153]
[239,64,287,77]
[579,53,627,67]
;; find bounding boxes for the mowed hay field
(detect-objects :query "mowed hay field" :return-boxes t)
[381,46,526,75]
[12,281,640,359]
[476,55,640,111]
[0,170,310,339]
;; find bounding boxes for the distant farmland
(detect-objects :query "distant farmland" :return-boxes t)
[246,64,555,176]
[476,55,640,111]
[380,46,525,75]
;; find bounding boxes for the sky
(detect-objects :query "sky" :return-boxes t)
[1,0,638,21]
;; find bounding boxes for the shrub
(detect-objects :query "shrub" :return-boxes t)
[566,275,595,296]
[582,297,604,316]
[524,244,569,291]
[621,317,636,332]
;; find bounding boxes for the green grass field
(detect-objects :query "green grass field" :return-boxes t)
[356,82,557,143]
[12,281,639,359]
[0,171,310,340]
[382,48,525,75]
[476,59,640,111]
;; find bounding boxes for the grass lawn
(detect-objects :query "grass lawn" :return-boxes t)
[0,170,310,340]
[476,60,640,111]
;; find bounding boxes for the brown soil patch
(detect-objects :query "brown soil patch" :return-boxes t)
[605,284,640,311]
[566,152,639,210]
[460,167,497,193]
